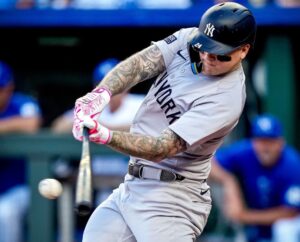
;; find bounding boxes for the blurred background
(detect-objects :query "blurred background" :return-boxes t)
[0,0,299,242]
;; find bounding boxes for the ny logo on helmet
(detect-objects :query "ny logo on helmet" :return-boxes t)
[204,23,215,37]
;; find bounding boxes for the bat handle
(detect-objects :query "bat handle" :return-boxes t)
[75,126,92,216]
[83,126,89,140]
[75,202,92,216]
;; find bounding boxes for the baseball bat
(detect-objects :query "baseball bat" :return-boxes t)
[75,127,93,216]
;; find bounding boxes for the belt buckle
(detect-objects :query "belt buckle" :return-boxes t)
[161,170,177,182]
[169,171,177,182]
[131,163,144,179]
[138,164,144,179]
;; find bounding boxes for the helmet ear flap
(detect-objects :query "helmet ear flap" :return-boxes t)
[188,44,203,74]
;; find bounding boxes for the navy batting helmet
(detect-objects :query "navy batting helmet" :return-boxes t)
[93,58,119,86]
[0,61,13,88]
[189,2,256,56]
[251,114,283,138]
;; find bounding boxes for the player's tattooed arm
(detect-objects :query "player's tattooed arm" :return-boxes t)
[99,45,165,95]
[108,128,187,162]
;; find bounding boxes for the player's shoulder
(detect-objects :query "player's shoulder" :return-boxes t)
[215,139,253,169]
[227,139,251,150]
[282,145,300,165]
[223,65,245,83]
[175,27,196,44]
[218,139,252,156]
[158,27,196,47]
[177,27,196,37]
[214,65,246,117]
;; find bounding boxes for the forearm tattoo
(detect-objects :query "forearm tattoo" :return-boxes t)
[108,128,187,162]
[99,45,165,95]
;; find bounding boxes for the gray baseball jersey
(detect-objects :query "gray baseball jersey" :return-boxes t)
[83,28,247,242]
[130,27,246,181]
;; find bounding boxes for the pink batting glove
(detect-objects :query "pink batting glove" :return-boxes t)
[75,87,111,121]
[82,117,112,144]
[73,87,111,141]
[72,118,84,141]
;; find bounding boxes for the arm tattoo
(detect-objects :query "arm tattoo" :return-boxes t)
[99,45,165,95]
[108,128,187,162]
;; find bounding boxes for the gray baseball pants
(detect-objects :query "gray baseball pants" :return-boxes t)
[82,175,212,242]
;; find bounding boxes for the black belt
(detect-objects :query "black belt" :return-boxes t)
[128,163,185,182]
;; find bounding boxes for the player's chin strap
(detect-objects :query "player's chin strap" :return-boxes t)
[188,44,203,74]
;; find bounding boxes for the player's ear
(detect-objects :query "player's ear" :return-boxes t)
[240,44,250,60]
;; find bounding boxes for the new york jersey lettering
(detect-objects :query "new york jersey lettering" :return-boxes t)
[154,73,181,124]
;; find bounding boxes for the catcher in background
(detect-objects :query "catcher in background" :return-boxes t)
[210,114,300,242]
[73,2,256,242]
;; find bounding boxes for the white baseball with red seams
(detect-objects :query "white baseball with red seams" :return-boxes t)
[38,178,63,199]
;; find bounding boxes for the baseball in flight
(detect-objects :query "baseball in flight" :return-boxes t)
[38,178,63,199]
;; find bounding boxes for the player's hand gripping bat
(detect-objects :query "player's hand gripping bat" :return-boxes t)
[75,127,93,216]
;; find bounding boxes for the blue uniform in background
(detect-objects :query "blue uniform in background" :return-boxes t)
[0,92,41,193]
[215,139,300,241]
[0,60,42,242]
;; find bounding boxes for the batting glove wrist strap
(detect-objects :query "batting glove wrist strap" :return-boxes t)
[83,117,111,145]
[93,86,112,97]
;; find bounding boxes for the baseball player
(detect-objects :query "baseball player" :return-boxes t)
[0,60,41,242]
[73,2,257,241]
[211,114,300,242]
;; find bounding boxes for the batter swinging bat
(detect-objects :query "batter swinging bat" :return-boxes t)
[75,127,93,216]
